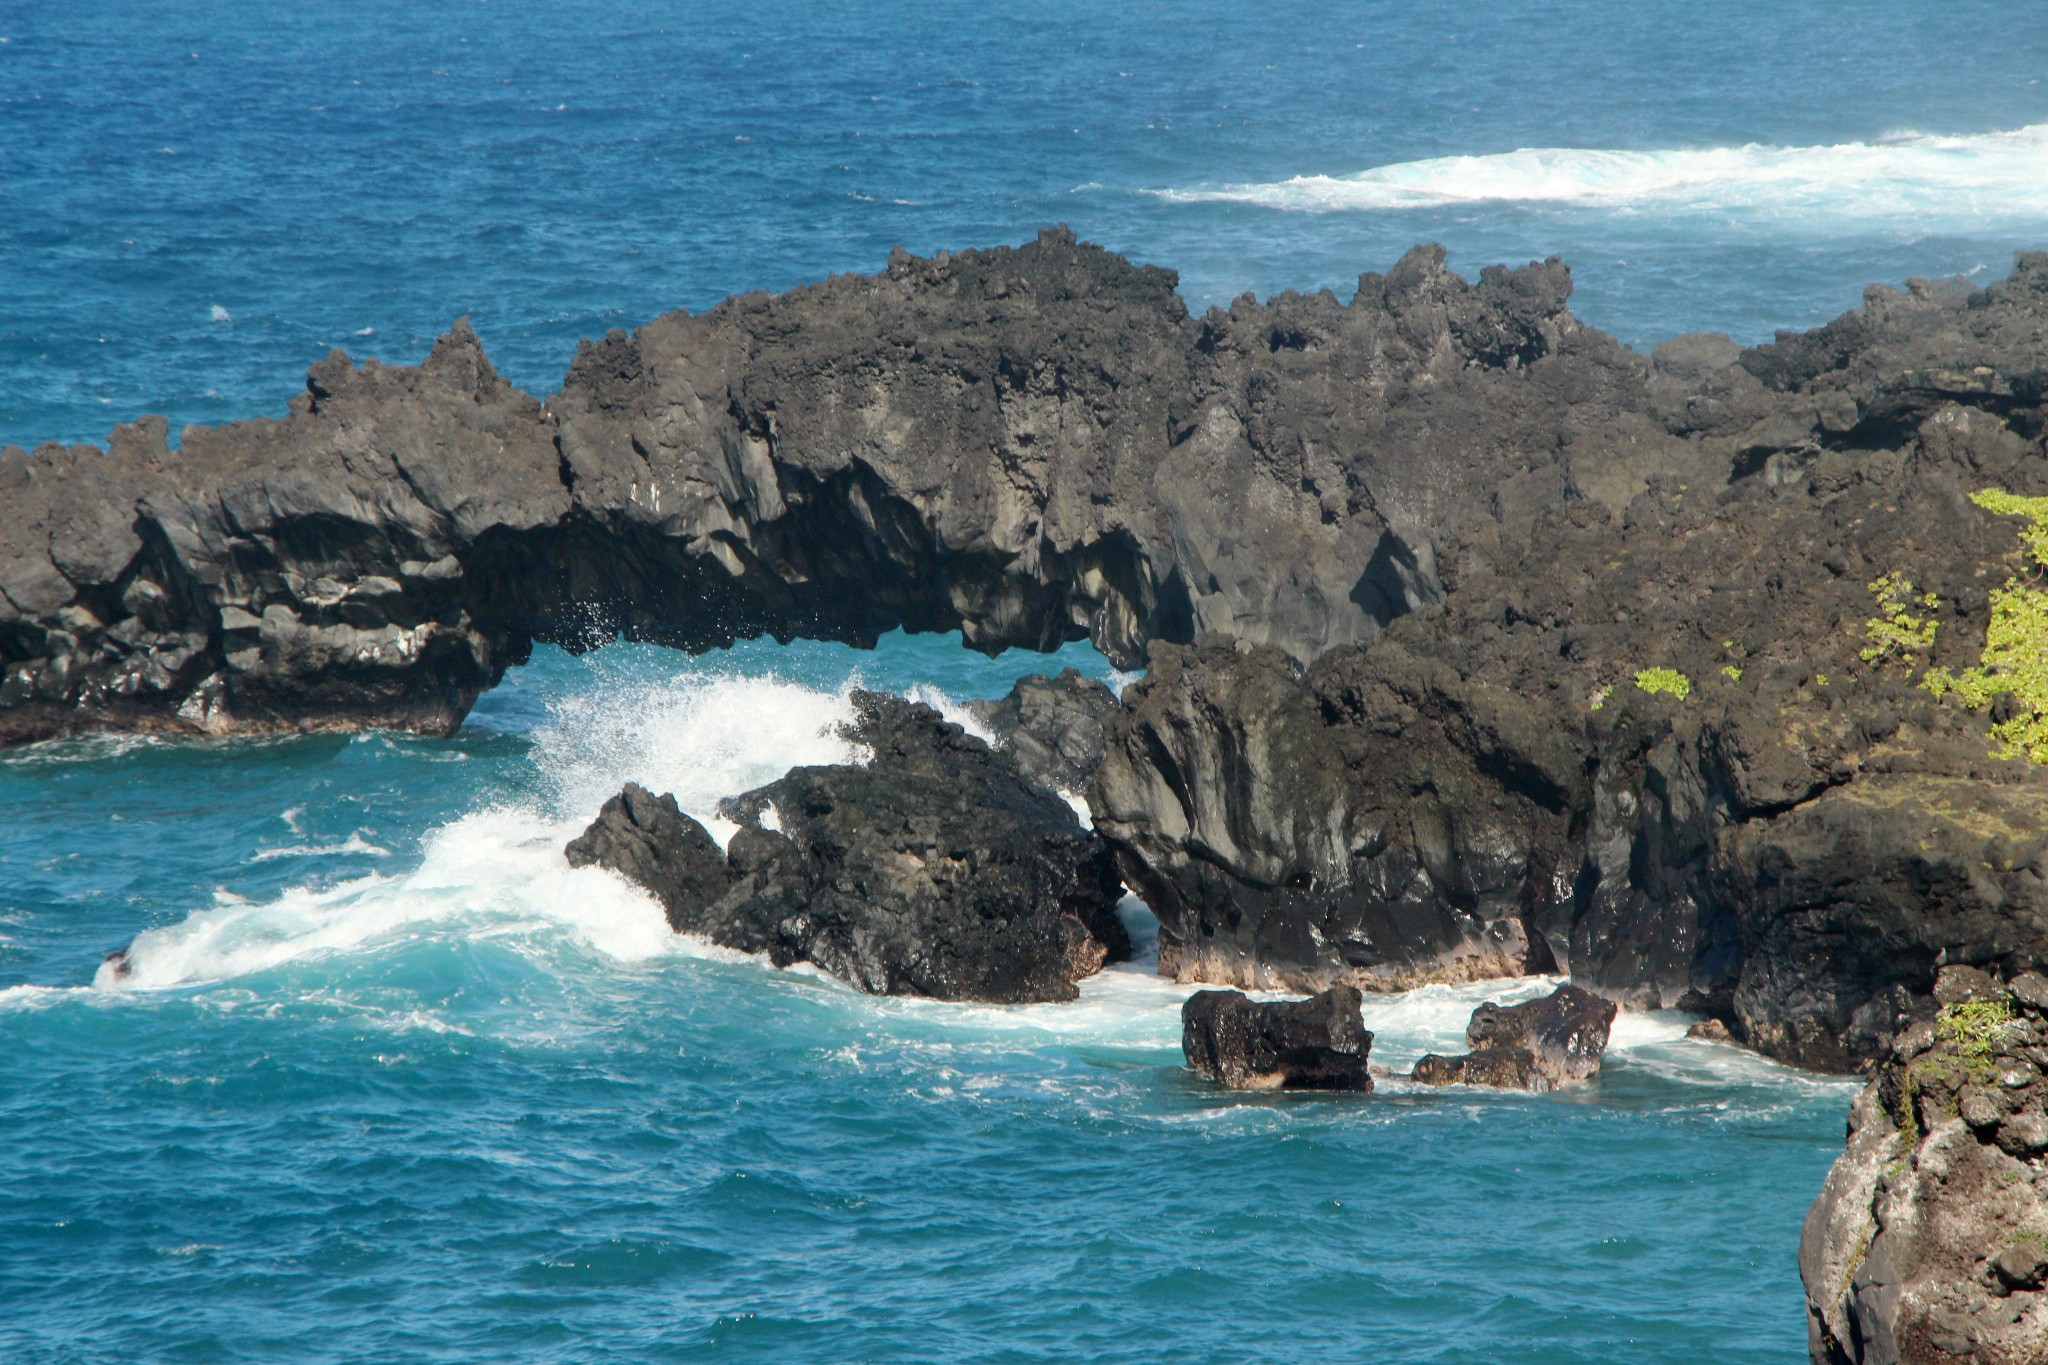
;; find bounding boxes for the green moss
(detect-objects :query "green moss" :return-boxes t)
[1922,488,2048,763]
[1860,571,1939,672]
[1721,664,1743,682]
[1936,995,2015,1063]
[1634,667,1692,700]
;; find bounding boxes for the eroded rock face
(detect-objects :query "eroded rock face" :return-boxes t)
[1089,256,2048,1070]
[1091,635,1569,994]
[1803,966,2048,1363]
[0,230,1665,744]
[564,691,1128,1002]
[965,668,1120,796]
[0,321,558,743]
[1410,984,1619,1091]
[17,236,2048,1075]
[1180,985,1374,1091]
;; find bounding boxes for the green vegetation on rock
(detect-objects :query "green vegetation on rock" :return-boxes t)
[1936,994,2016,1062]
[1633,668,1692,700]
[1860,572,1939,672]
[1923,488,2048,763]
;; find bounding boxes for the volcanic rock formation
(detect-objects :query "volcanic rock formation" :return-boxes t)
[16,231,2048,1076]
[564,690,1128,1002]
[0,228,1599,745]
[1087,255,2048,1071]
[1409,984,1619,1091]
[965,667,1120,797]
[1803,966,2048,1363]
[564,783,734,931]
[1180,984,1375,1091]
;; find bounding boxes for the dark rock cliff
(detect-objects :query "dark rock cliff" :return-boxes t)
[1089,260,2048,1073]
[1802,966,2048,1363]
[0,229,1629,743]
[12,232,2048,1076]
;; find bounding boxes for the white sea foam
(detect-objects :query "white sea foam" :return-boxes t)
[74,657,1847,1102]
[96,806,681,990]
[1154,123,2048,225]
[250,832,391,862]
[95,668,867,992]
[531,668,861,844]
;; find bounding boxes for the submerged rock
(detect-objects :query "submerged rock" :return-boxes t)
[1686,1017,1737,1044]
[565,690,1128,1002]
[1180,985,1374,1091]
[965,668,1119,797]
[1408,1049,1541,1089]
[1409,984,1618,1092]
[1803,965,2048,1363]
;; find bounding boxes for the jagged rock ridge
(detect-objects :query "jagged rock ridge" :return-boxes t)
[1089,260,2048,1073]
[1803,966,2048,1363]
[1,228,1611,743]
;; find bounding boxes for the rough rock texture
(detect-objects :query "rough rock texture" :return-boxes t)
[0,322,560,742]
[0,230,1659,744]
[17,234,2048,1073]
[563,783,733,931]
[1410,984,1619,1091]
[965,667,1120,796]
[565,690,1129,1002]
[1089,258,2048,1071]
[1803,966,2048,1363]
[1180,984,1374,1091]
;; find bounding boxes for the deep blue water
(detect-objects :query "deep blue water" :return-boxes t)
[5,0,2038,1359]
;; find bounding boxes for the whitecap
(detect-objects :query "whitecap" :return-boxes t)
[250,831,391,862]
[1152,123,2048,228]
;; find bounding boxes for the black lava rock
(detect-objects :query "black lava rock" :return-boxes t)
[1409,984,1617,1091]
[1180,985,1374,1091]
[565,690,1129,1003]
[563,783,732,931]
[966,668,1120,796]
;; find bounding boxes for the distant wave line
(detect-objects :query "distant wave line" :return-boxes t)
[1151,123,2048,217]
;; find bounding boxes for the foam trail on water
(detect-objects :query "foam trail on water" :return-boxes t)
[251,832,390,862]
[96,808,686,990]
[1155,123,2048,225]
[97,668,867,991]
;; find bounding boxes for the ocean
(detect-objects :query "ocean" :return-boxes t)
[4,1,2044,1359]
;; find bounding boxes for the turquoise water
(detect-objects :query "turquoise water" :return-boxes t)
[5,0,2035,1357]
[3,636,1856,1363]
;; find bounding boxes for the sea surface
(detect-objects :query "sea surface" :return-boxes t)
[4,1,2043,1360]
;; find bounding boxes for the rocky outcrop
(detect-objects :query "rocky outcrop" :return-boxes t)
[0,322,560,743]
[1090,256,2048,1071]
[965,667,1119,796]
[1410,984,1618,1091]
[1180,985,1374,1091]
[565,690,1128,1002]
[1803,966,2048,1363]
[0,229,1682,745]
[16,233,2048,1074]
[563,783,733,930]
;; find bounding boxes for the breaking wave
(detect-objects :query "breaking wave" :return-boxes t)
[1154,123,2048,225]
